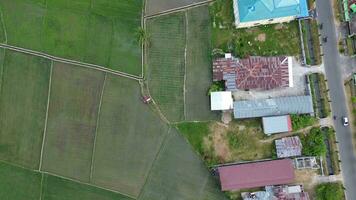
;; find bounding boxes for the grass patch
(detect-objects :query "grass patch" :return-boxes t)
[309,73,331,118]
[139,128,227,200]
[346,37,356,56]
[324,127,341,175]
[0,0,142,75]
[177,122,211,156]
[210,1,300,57]
[316,182,345,200]
[91,75,169,197]
[291,114,317,131]
[146,12,186,122]
[0,50,51,169]
[42,63,105,182]
[185,6,219,121]
[301,19,321,65]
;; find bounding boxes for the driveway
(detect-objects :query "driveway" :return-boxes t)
[315,0,356,199]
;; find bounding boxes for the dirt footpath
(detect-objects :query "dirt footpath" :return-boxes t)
[145,0,208,16]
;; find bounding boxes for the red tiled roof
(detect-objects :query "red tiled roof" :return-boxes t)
[213,56,290,90]
[218,159,295,191]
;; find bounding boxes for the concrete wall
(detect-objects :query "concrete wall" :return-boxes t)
[235,16,297,28]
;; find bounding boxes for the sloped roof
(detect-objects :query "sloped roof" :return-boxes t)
[275,136,302,158]
[262,115,292,135]
[218,159,295,191]
[213,56,292,91]
[233,95,314,119]
[235,0,309,23]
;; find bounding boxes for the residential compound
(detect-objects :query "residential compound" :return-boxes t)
[242,185,310,200]
[233,0,309,28]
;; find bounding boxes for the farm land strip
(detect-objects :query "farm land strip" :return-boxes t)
[0,50,51,170]
[91,74,170,198]
[41,63,105,182]
[0,0,143,75]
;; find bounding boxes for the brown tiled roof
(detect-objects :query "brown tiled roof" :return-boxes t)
[213,56,290,90]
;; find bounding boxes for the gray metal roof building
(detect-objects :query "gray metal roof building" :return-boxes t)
[233,95,314,119]
[262,115,292,135]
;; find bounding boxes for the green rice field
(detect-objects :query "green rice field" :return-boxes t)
[41,63,105,182]
[0,0,142,75]
[91,75,169,198]
[0,50,51,170]
[146,6,218,123]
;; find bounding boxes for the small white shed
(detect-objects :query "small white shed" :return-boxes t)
[210,91,233,111]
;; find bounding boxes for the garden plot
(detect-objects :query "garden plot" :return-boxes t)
[91,75,169,198]
[0,0,142,75]
[138,128,227,200]
[146,12,186,122]
[41,63,105,182]
[0,50,51,170]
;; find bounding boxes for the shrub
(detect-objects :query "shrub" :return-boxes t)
[316,182,345,200]
[291,114,316,131]
[301,127,327,156]
[208,81,225,95]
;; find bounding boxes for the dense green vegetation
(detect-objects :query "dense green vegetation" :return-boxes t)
[301,127,327,156]
[291,114,317,131]
[316,182,345,200]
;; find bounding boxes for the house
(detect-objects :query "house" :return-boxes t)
[262,115,292,135]
[233,0,309,28]
[218,159,295,191]
[242,185,310,200]
[210,91,233,111]
[213,55,293,91]
[233,95,314,119]
[275,136,302,158]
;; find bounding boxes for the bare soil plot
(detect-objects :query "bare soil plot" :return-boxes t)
[0,50,51,169]
[41,63,105,182]
[145,0,207,16]
[42,174,133,200]
[185,6,219,121]
[0,0,142,75]
[0,162,42,200]
[91,75,169,198]
[138,128,227,200]
[146,13,186,122]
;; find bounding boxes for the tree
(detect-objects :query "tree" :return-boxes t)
[316,183,345,200]
[135,27,149,46]
[208,81,225,95]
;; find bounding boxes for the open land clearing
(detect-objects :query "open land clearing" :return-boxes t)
[0,45,226,198]
[146,5,218,123]
[0,50,51,170]
[0,0,142,75]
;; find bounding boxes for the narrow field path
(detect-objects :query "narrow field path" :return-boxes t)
[144,0,214,19]
[0,43,143,81]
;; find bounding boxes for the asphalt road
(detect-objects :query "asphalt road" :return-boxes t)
[316,0,356,199]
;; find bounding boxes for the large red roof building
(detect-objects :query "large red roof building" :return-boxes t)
[213,55,293,91]
[218,159,295,191]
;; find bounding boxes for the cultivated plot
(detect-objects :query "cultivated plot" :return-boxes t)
[41,63,105,182]
[0,0,142,75]
[92,75,169,198]
[185,6,219,121]
[145,0,208,15]
[0,50,51,169]
[146,12,186,122]
[0,162,42,200]
[42,174,134,200]
[138,128,227,200]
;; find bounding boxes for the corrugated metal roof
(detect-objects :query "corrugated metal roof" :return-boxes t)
[275,136,302,158]
[233,95,314,119]
[210,91,233,111]
[262,115,292,135]
[218,159,295,191]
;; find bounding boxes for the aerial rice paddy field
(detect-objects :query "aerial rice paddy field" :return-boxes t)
[91,75,170,197]
[146,5,218,123]
[0,2,227,199]
[145,0,207,16]
[0,0,142,75]
[0,50,51,170]
[41,63,105,182]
